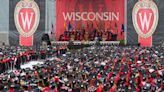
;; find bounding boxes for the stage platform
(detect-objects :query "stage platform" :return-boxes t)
[52,41,120,45]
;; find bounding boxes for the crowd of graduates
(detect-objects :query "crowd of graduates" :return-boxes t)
[0,45,67,73]
[0,45,163,92]
[0,46,50,74]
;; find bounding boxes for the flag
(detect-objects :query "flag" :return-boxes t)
[121,24,124,35]
[95,21,99,30]
[86,22,89,31]
[77,21,81,30]
[121,24,124,32]
[99,20,103,30]
[82,22,84,29]
[68,21,72,31]
[51,23,54,34]
[87,22,89,29]
[114,22,117,28]
[64,21,67,30]
[72,21,76,29]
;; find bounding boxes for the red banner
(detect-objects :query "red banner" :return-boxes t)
[132,0,159,47]
[14,0,40,46]
[56,0,125,41]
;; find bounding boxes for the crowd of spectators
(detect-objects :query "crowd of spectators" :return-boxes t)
[0,45,163,92]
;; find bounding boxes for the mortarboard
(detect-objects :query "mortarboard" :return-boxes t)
[157,78,162,83]
[50,83,55,89]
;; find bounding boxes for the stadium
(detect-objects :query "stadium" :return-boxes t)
[0,0,163,92]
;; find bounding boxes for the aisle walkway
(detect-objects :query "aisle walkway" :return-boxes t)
[6,57,56,73]
[20,57,56,69]
[20,60,44,69]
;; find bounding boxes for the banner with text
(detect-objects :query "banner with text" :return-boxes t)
[56,0,125,42]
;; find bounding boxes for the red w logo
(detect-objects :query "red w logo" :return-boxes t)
[18,8,36,32]
[137,9,154,34]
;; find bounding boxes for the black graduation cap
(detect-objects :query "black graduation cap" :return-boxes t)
[143,86,147,90]
[92,75,96,79]
[157,79,162,83]
[50,83,55,89]
[110,81,114,84]
[120,76,125,80]
[80,84,84,88]
[35,79,41,83]
[72,80,76,84]
[121,89,126,92]
[0,83,4,91]
[143,77,146,81]
[43,77,47,80]
[2,78,7,81]
[22,85,28,90]
[10,73,16,78]
[119,83,123,87]
[151,86,156,91]
[118,88,122,92]
[129,80,133,84]
[66,83,70,87]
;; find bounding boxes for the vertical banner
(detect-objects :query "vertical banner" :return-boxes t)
[14,0,40,46]
[9,0,45,46]
[56,0,125,42]
[132,0,159,47]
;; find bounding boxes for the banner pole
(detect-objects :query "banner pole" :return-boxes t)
[125,0,127,45]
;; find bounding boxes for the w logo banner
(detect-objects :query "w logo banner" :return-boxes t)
[56,0,125,41]
[20,11,35,31]
[14,0,40,46]
[132,0,159,47]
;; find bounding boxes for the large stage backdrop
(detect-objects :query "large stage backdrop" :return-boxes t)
[9,0,45,46]
[56,0,125,42]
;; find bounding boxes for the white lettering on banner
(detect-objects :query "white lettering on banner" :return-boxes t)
[20,12,34,30]
[81,12,87,21]
[103,12,109,21]
[139,12,152,30]
[112,12,119,21]
[95,12,103,20]
[62,12,119,21]
[88,12,96,21]
[63,12,73,21]
[76,12,81,21]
